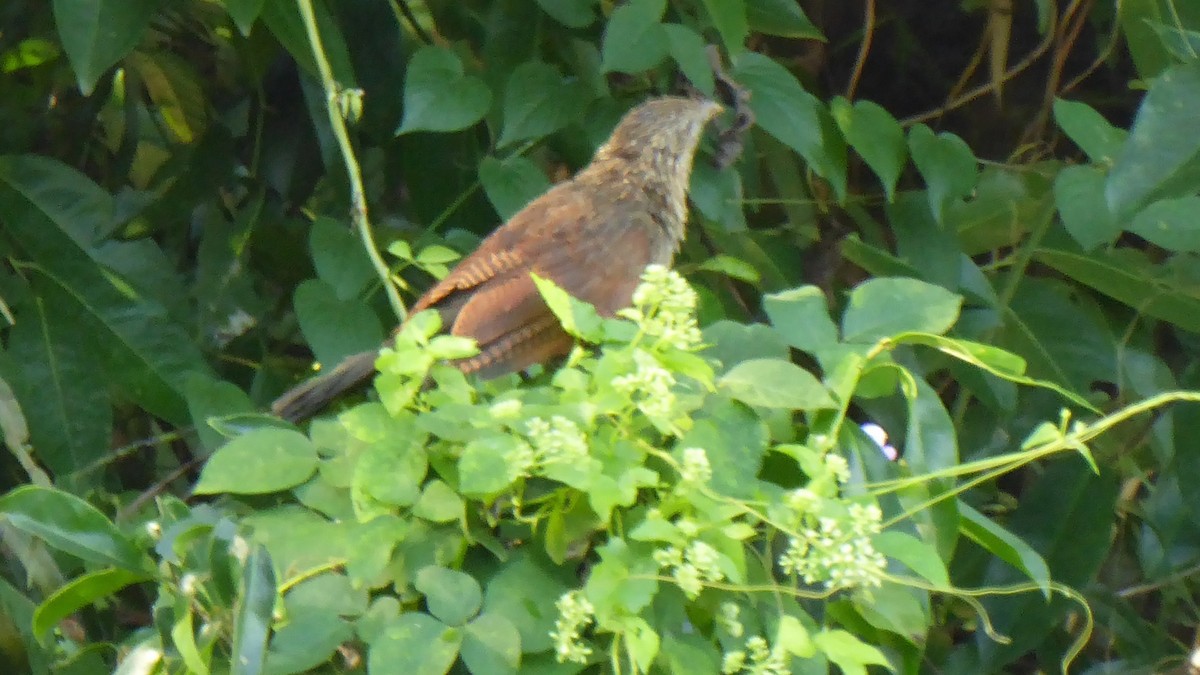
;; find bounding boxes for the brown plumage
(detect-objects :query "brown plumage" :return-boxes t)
[272,96,722,422]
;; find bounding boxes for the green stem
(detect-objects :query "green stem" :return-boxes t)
[296,0,407,322]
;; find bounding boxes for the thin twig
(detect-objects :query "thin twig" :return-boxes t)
[296,0,407,321]
[844,0,876,101]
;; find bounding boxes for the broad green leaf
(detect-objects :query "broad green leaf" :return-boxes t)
[479,156,552,221]
[889,192,961,290]
[352,432,428,517]
[498,61,590,147]
[775,615,815,657]
[461,613,521,674]
[52,0,157,94]
[397,47,491,134]
[4,282,111,480]
[459,435,521,497]
[1052,99,1126,165]
[732,52,848,199]
[1053,165,1120,250]
[413,481,464,523]
[368,612,461,674]
[0,486,147,571]
[194,428,318,495]
[1129,196,1200,252]
[264,613,352,675]
[482,550,573,653]
[33,568,151,639]
[1147,21,1200,62]
[763,286,839,352]
[0,155,206,423]
[842,277,963,343]
[533,0,595,28]
[702,320,790,371]
[293,279,384,368]
[232,546,276,675]
[747,0,823,39]
[586,538,660,620]
[1033,248,1200,333]
[417,562,482,624]
[689,160,747,231]
[700,0,747,53]
[310,217,376,301]
[184,374,255,453]
[831,97,907,201]
[959,503,1050,593]
[814,629,894,675]
[1106,62,1200,218]
[908,124,977,223]
[719,359,836,410]
[874,530,950,587]
[664,24,715,96]
[1,38,60,72]
[531,273,603,340]
[680,400,767,499]
[600,0,668,74]
[226,0,267,35]
[695,254,760,284]
[840,235,922,278]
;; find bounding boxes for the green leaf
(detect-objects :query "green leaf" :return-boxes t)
[52,0,158,94]
[842,277,963,343]
[368,612,462,674]
[762,286,839,352]
[3,282,111,480]
[482,550,571,653]
[701,320,790,371]
[1053,165,1120,251]
[664,24,715,96]
[416,566,482,626]
[719,359,836,410]
[1033,248,1200,333]
[498,61,590,147]
[775,615,815,657]
[533,0,595,28]
[0,155,207,423]
[226,0,267,35]
[352,432,428,517]
[531,273,603,340]
[908,124,977,223]
[959,502,1050,594]
[310,217,376,301]
[478,156,552,221]
[1129,196,1200,252]
[0,486,147,571]
[413,481,464,523]
[831,97,907,201]
[731,52,847,199]
[874,531,950,587]
[293,279,384,368]
[264,613,352,675]
[695,254,760,284]
[33,568,151,639]
[1106,62,1200,218]
[397,46,491,134]
[746,0,824,39]
[184,374,255,453]
[459,434,521,497]
[232,546,276,675]
[813,629,893,675]
[700,0,747,53]
[1052,99,1126,165]
[194,428,318,495]
[461,613,521,675]
[600,0,668,74]
[172,611,209,675]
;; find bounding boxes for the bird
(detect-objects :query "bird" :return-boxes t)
[272,96,724,422]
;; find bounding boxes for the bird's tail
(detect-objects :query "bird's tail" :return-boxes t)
[271,350,379,423]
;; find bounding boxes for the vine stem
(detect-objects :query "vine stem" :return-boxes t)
[296,0,407,322]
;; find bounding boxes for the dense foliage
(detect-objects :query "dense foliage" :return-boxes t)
[2,0,1200,673]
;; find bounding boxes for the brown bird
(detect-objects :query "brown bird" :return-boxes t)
[272,96,723,422]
